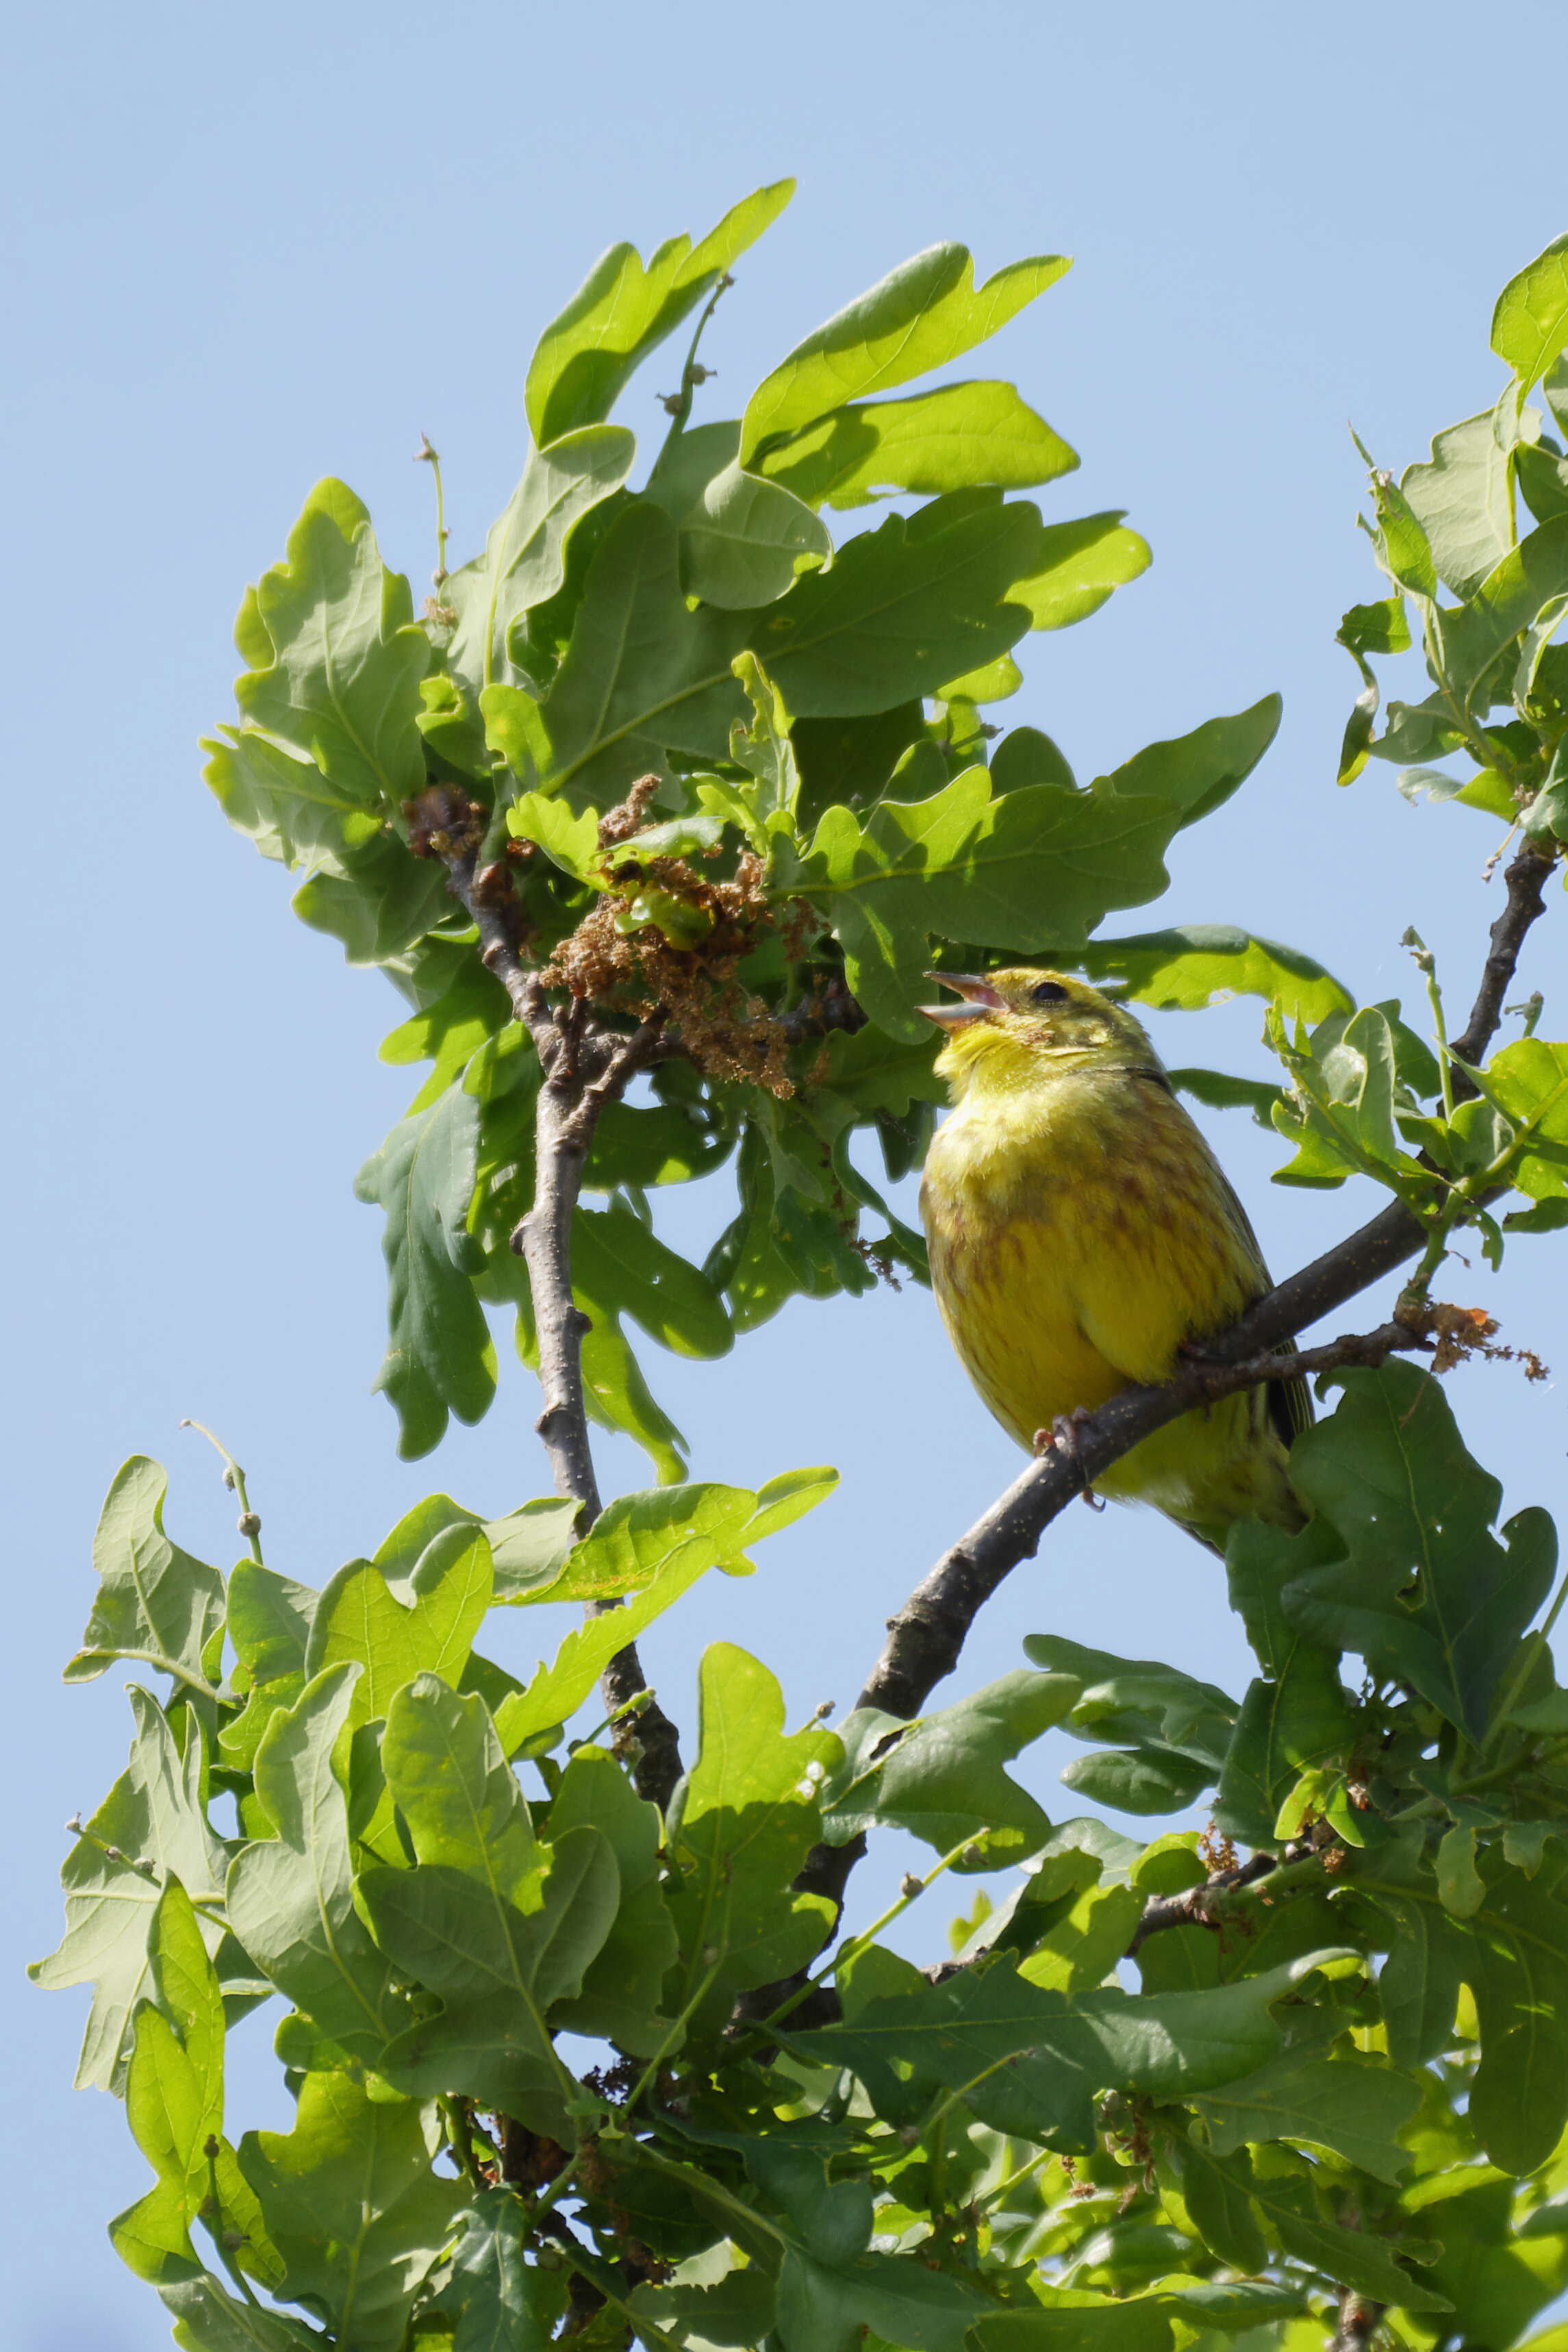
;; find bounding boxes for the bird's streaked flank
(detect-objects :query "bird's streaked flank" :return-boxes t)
[919,967,1309,1552]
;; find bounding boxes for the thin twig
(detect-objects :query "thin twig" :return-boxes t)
[1449,843,1554,1080]
[1126,1849,1280,1956]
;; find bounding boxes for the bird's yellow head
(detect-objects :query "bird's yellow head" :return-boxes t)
[920,967,1162,1100]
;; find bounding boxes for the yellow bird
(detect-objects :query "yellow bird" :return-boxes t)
[919,968,1308,1552]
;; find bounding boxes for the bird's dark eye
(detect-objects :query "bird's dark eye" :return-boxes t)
[1030,981,1070,1005]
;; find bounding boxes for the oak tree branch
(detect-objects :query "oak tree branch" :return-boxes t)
[436,831,683,1808]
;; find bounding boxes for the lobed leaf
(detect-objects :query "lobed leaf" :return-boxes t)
[1282,1364,1556,1738]
[31,1690,229,2092]
[225,1665,401,2068]
[304,1525,493,1723]
[527,181,794,448]
[354,1083,496,1460]
[235,478,428,807]
[742,243,1069,461]
[824,1669,1080,1865]
[66,1456,225,1696]
[778,763,1180,1039]
[664,1643,841,2032]
[238,2073,467,2352]
[757,378,1078,509]
[446,425,636,690]
[1006,510,1151,631]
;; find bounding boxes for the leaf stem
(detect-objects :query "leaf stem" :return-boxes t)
[440,2095,487,2191]
[416,433,451,585]
[201,2142,265,2311]
[633,2145,788,2251]
[179,1419,264,1566]
[733,1837,977,2059]
[618,1956,722,2121]
[1404,928,1456,1119]
[656,272,734,456]
[974,2143,1054,2216]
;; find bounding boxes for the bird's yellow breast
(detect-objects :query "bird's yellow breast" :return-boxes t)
[920,1061,1282,1530]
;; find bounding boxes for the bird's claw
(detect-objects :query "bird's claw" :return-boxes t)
[1032,1408,1104,1508]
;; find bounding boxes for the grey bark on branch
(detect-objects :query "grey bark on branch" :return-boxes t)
[1449,842,1554,1078]
[433,828,685,1810]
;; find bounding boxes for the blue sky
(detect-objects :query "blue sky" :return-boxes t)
[6,4,1567,2342]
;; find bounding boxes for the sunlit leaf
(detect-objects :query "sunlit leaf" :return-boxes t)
[742,244,1069,460]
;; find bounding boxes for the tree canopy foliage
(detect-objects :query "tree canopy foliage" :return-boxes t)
[36,189,1568,2352]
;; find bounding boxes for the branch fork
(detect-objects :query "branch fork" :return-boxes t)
[435,829,684,1806]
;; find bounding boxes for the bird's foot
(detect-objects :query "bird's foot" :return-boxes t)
[1177,1336,1226,1365]
[1032,1408,1104,1508]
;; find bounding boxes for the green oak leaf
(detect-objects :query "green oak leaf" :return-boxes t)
[507,1196,733,1482]
[303,1526,493,1723]
[971,2307,1173,2352]
[1231,2147,1448,2310]
[1024,1636,1238,1773]
[1402,395,1521,600]
[31,1689,230,2092]
[354,1080,496,1460]
[159,2275,320,2351]
[111,1880,276,2290]
[547,1742,679,2053]
[289,825,451,967]
[445,2189,564,2351]
[1006,510,1152,630]
[1093,695,1281,829]
[1213,1518,1353,1848]
[380,960,511,1115]
[202,725,383,870]
[664,1644,842,2033]
[1063,922,1351,1022]
[822,1669,1081,1867]
[361,1824,617,2129]
[1194,2043,1422,2182]
[380,1673,538,1893]
[1493,233,1568,396]
[237,2073,467,2352]
[674,453,833,610]
[1484,1037,1568,1199]
[541,1469,834,1603]
[234,477,428,807]
[789,1951,1352,2149]
[66,1456,224,1697]
[756,378,1078,509]
[491,1523,739,1757]
[537,496,1042,807]
[227,1560,316,1684]
[446,425,635,689]
[776,763,1180,1039]
[527,182,794,448]
[1437,512,1568,716]
[742,243,1069,460]
[225,1665,401,2068]
[1281,1363,1556,1736]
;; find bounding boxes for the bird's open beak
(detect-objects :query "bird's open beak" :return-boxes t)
[919,972,1006,1029]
